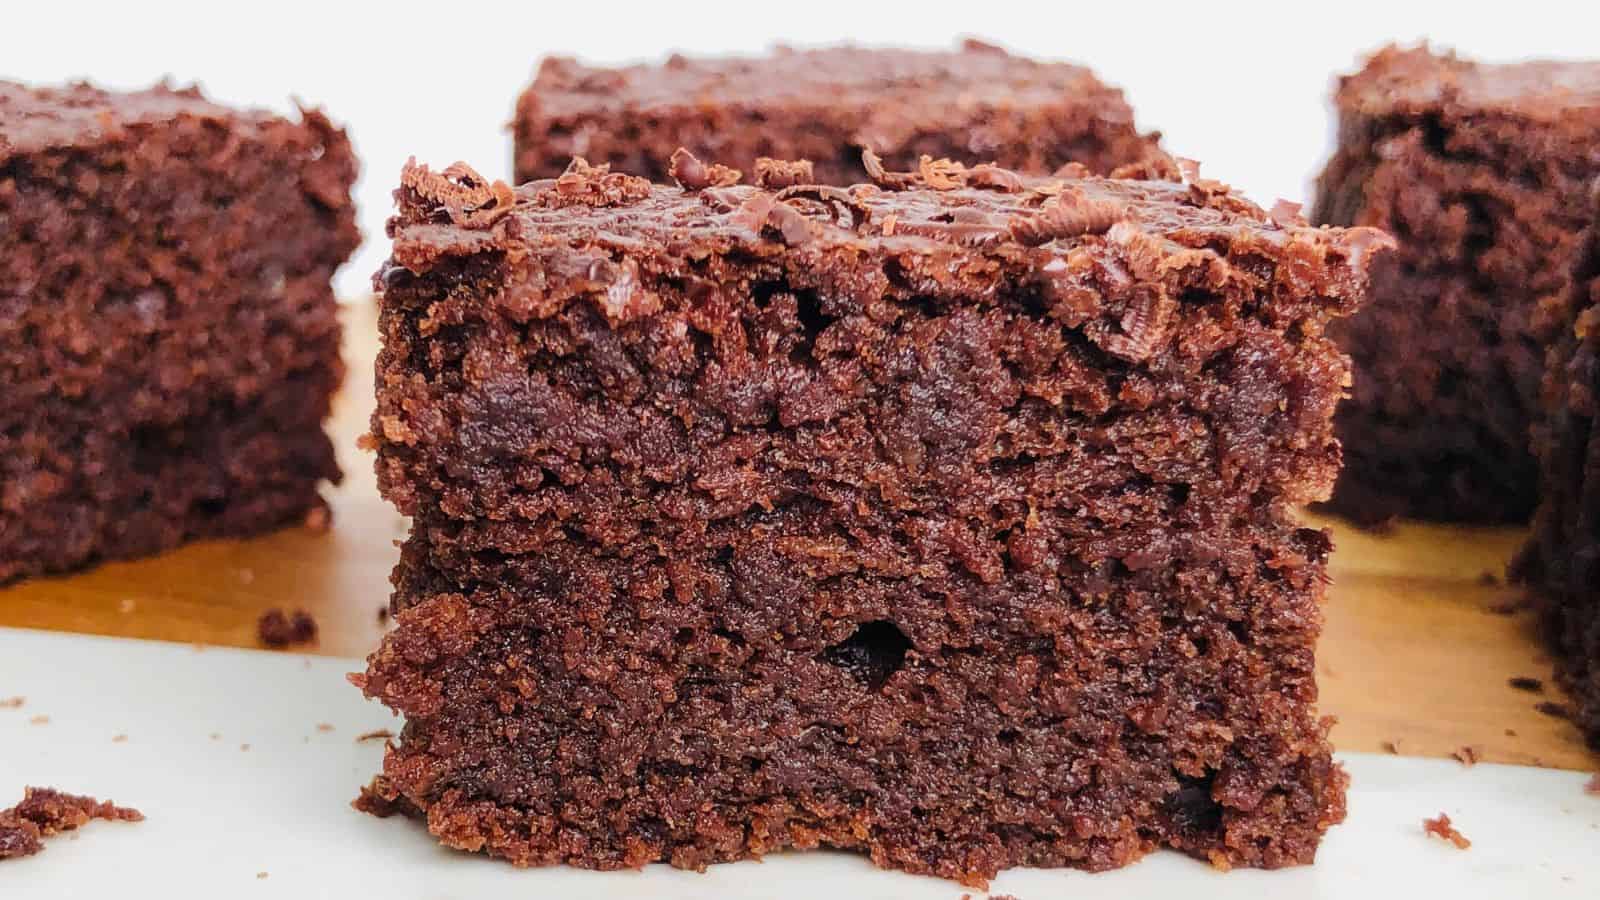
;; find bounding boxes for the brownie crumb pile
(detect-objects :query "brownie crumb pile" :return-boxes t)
[0,787,142,861]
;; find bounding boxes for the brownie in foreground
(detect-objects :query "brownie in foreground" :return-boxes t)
[1512,184,1600,749]
[357,153,1386,884]
[513,41,1167,186]
[0,82,358,582]
[1313,46,1600,524]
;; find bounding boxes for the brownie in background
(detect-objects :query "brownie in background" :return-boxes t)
[1313,46,1600,524]
[0,82,358,582]
[357,153,1385,884]
[513,41,1167,186]
[1513,181,1600,749]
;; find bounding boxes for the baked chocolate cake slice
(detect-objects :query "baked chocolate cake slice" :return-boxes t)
[1313,45,1600,524]
[357,153,1386,885]
[0,81,358,582]
[1513,181,1600,749]
[513,41,1168,186]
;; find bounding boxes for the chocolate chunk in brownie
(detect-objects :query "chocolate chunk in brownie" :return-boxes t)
[358,152,1385,885]
[0,81,358,582]
[514,42,1167,186]
[1512,179,1600,749]
[1312,45,1600,524]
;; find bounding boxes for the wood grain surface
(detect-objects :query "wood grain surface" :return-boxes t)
[1,301,1594,772]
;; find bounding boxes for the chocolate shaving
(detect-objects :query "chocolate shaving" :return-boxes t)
[753,157,815,189]
[668,148,741,191]
[1268,199,1306,227]
[257,608,317,649]
[773,185,871,230]
[729,192,777,234]
[539,157,651,209]
[1007,187,1129,246]
[766,201,815,245]
[398,159,517,228]
[861,150,1023,194]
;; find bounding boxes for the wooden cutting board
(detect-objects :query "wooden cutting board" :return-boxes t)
[2,301,1593,772]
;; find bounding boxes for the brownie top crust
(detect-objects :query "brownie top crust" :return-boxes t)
[0,80,333,163]
[1336,45,1600,122]
[529,41,1132,122]
[382,154,1388,339]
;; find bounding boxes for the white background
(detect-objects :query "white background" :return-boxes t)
[5,0,1598,297]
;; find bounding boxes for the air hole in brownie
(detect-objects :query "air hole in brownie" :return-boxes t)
[194,497,228,519]
[821,620,912,690]
[793,290,833,342]
[673,628,695,646]
[1169,482,1191,506]
[997,729,1020,745]
[1191,635,1210,657]
[1164,770,1222,836]
[1227,619,1250,645]
[712,546,734,566]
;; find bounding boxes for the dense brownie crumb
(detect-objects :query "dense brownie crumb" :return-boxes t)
[361,153,1384,883]
[1421,813,1471,850]
[256,608,317,648]
[0,787,142,861]
[0,80,357,582]
[1513,178,1600,750]
[1312,45,1600,524]
[514,43,1166,186]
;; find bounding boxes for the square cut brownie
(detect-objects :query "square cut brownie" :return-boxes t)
[1313,45,1600,524]
[513,41,1168,187]
[1513,182,1600,749]
[0,82,358,582]
[356,152,1386,885]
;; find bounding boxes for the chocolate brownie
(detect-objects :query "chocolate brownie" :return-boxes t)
[0,787,143,861]
[1312,46,1600,524]
[0,81,358,582]
[513,41,1167,186]
[1512,180,1600,749]
[356,153,1386,885]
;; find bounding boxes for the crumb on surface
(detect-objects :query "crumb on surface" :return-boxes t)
[315,723,334,733]
[256,871,269,879]
[1508,676,1544,692]
[377,605,390,625]
[1477,571,1499,586]
[1487,595,1529,615]
[1380,739,1402,754]
[1505,728,1518,737]
[356,728,395,743]
[302,503,332,533]
[240,743,251,752]
[0,787,142,861]
[1422,812,1471,850]
[0,697,22,709]
[1452,745,1480,767]
[117,597,136,613]
[111,734,127,743]
[256,608,317,648]
[29,715,49,726]
[1586,774,1599,796]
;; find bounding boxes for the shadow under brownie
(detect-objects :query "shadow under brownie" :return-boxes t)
[1312,45,1600,525]
[513,41,1168,187]
[0,81,358,582]
[357,154,1385,885]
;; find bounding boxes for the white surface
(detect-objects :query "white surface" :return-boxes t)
[5,1,1600,298]
[0,626,1594,897]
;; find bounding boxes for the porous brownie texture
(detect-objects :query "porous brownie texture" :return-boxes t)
[513,41,1166,186]
[0,81,358,582]
[1312,45,1600,524]
[358,154,1385,884]
[1512,182,1600,749]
